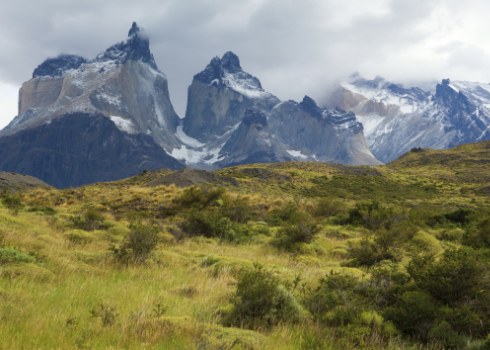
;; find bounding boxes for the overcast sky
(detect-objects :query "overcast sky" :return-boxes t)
[1,0,490,128]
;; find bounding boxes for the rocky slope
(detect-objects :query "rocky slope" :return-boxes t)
[0,113,182,188]
[0,172,49,191]
[325,75,490,162]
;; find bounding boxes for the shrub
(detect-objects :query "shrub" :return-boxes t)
[408,248,485,305]
[173,186,225,210]
[271,213,320,252]
[1,192,24,215]
[111,222,160,264]
[267,201,303,225]
[384,291,437,339]
[220,195,255,223]
[0,247,36,264]
[313,197,345,218]
[337,201,395,230]
[71,207,109,231]
[347,230,401,267]
[428,208,474,227]
[181,208,246,242]
[463,218,490,248]
[223,265,305,329]
[307,273,361,327]
[90,302,118,327]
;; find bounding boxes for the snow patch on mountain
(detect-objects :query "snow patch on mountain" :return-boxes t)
[170,144,224,165]
[286,149,308,159]
[355,114,385,138]
[175,125,205,147]
[223,73,271,99]
[110,116,137,134]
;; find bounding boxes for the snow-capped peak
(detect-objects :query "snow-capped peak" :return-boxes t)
[96,22,157,69]
[194,52,273,99]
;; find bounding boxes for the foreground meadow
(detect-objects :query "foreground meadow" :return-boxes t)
[0,142,489,349]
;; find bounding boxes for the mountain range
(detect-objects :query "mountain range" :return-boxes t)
[0,22,489,187]
[326,74,490,163]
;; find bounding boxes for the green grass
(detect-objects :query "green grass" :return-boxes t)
[0,141,489,349]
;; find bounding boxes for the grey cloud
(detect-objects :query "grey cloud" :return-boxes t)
[1,0,490,127]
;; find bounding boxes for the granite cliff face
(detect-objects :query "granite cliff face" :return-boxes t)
[326,75,490,162]
[0,23,183,187]
[171,53,380,168]
[269,97,377,165]
[1,22,181,152]
[183,52,280,143]
[0,113,182,188]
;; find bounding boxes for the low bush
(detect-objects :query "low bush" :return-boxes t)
[173,186,225,210]
[90,302,118,327]
[347,230,401,267]
[336,201,396,230]
[181,208,247,243]
[463,218,490,248]
[427,208,474,227]
[271,213,320,252]
[267,201,303,226]
[307,272,362,327]
[71,207,110,231]
[223,265,305,329]
[1,192,24,215]
[312,197,345,218]
[0,247,36,264]
[111,222,160,264]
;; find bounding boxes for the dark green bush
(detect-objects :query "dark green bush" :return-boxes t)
[428,208,474,228]
[1,192,24,215]
[347,230,401,267]
[408,248,486,305]
[90,303,118,327]
[337,201,396,230]
[173,186,225,210]
[312,197,345,218]
[71,207,109,231]
[220,195,255,223]
[463,218,490,248]
[267,202,303,226]
[271,213,320,252]
[181,208,245,242]
[223,265,305,329]
[384,290,437,339]
[111,222,160,264]
[0,247,36,264]
[307,273,364,327]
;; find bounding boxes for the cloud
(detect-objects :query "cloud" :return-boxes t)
[1,0,490,128]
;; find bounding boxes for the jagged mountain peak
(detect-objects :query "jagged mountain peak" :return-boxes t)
[96,22,156,69]
[32,54,87,78]
[128,21,142,37]
[434,78,472,109]
[221,51,241,72]
[195,51,245,83]
[299,95,322,118]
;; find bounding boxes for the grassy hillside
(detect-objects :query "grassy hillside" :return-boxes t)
[0,171,49,192]
[0,142,489,349]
